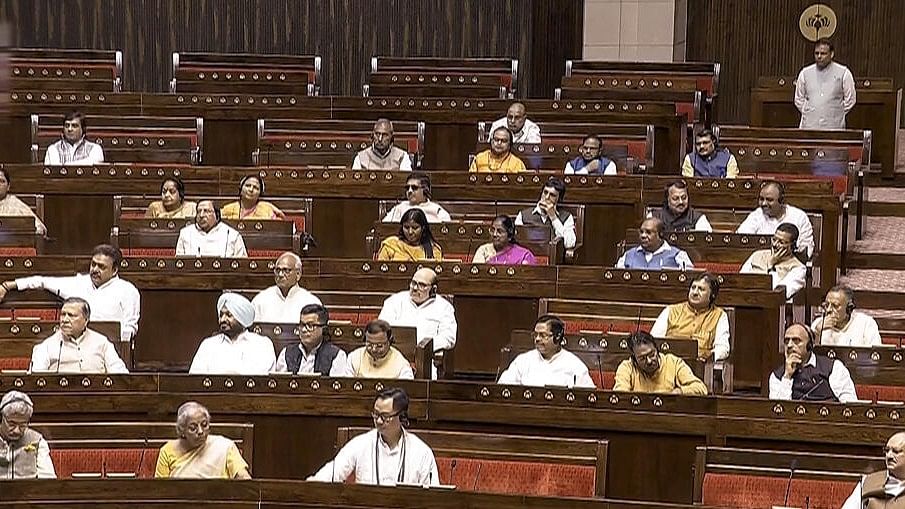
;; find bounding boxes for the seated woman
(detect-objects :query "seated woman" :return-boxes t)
[472,214,537,265]
[155,401,251,479]
[221,175,286,220]
[145,177,197,219]
[650,272,730,362]
[376,208,443,261]
[0,168,47,235]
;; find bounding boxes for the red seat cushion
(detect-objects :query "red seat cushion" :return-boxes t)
[331,312,378,325]
[697,262,742,273]
[0,357,29,370]
[590,370,615,390]
[856,384,905,403]
[122,248,176,257]
[564,319,651,335]
[436,456,596,497]
[0,248,37,256]
[51,448,158,478]
[703,473,856,509]
[0,309,58,321]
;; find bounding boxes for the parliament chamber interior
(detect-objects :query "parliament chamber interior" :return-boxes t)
[2,0,905,508]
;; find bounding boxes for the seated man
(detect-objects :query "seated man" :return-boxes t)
[769,323,856,403]
[155,401,251,479]
[189,293,275,375]
[563,134,615,175]
[613,331,708,395]
[736,181,815,258]
[381,172,451,224]
[378,268,456,378]
[681,128,738,178]
[177,200,247,258]
[740,223,806,299]
[273,304,347,376]
[651,273,730,362]
[469,126,527,173]
[514,177,577,250]
[30,297,128,374]
[0,244,139,343]
[251,252,322,323]
[344,320,414,380]
[648,180,712,232]
[43,111,105,166]
[616,217,694,270]
[841,432,905,509]
[0,390,56,479]
[352,119,413,171]
[497,314,595,388]
[309,388,439,485]
[490,102,541,144]
[811,285,881,347]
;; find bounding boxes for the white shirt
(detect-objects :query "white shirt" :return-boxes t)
[251,285,322,323]
[650,306,731,362]
[490,118,542,144]
[564,159,617,175]
[768,353,858,403]
[30,328,129,374]
[381,201,452,224]
[735,204,815,257]
[351,148,413,171]
[273,341,348,376]
[842,474,905,509]
[15,274,140,342]
[810,310,882,347]
[615,241,695,270]
[739,251,807,299]
[189,331,276,375]
[515,205,577,249]
[645,209,713,232]
[176,222,247,258]
[498,348,596,388]
[794,61,856,129]
[0,436,56,479]
[43,138,104,166]
[378,292,457,352]
[310,429,439,486]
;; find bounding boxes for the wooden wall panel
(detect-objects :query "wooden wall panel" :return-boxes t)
[686,0,905,124]
[0,0,582,97]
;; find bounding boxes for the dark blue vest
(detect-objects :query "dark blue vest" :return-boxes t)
[285,340,341,375]
[569,155,614,175]
[772,354,838,402]
[623,245,683,269]
[689,149,732,178]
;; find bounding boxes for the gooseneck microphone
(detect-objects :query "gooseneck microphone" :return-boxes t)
[783,459,799,507]
[471,462,483,491]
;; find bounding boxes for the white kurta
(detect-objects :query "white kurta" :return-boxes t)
[30,328,129,374]
[176,222,247,258]
[0,437,56,479]
[43,139,105,166]
[15,274,140,342]
[310,429,439,486]
[251,285,322,323]
[377,292,457,352]
[515,205,577,249]
[768,354,857,403]
[810,310,882,347]
[189,331,276,375]
[490,118,541,144]
[498,349,596,388]
[739,249,807,299]
[794,62,856,129]
[735,204,815,257]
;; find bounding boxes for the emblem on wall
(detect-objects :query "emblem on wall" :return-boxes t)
[799,4,837,41]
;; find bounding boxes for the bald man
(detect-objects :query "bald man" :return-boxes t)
[768,323,856,403]
[490,102,541,144]
[378,268,457,378]
[842,432,905,508]
[616,217,694,270]
[251,252,322,323]
[352,119,413,171]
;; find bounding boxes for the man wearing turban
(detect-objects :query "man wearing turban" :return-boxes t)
[188,293,276,375]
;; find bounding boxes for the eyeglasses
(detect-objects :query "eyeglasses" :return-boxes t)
[366,341,390,350]
[1,417,27,432]
[371,410,401,422]
[186,421,209,434]
[533,331,554,340]
[405,185,422,190]
[300,322,326,331]
[274,267,295,275]
[409,280,432,290]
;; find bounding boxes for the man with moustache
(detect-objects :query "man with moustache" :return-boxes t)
[736,181,815,258]
[352,119,414,171]
[616,217,694,270]
[490,102,542,144]
[176,200,247,258]
[681,129,738,179]
[515,177,577,249]
[189,293,275,375]
[740,223,806,299]
[649,180,713,232]
[811,286,882,347]
[0,244,140,343]
[613,331,707,395]
[498,314,595,388]
[344,320,414,379]
[651,273,730,362]
[43,111,104,165]
[381,173,451,224]
[0,390,56,479]
[30,297,128,373]
[251,252,322,323]
[768,323,856,403]
[842,432,905,509]
[794,38,856,130]
[273,303,346,376]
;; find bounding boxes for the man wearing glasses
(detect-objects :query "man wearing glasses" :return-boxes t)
[251,252,322,323]
[378,268,457,379]
[189,293,276,375]
[352,119,414,171]
[498,314,595,388]
[381,173,451,224]
[344,320,414,379]
[563,134,616,175]
[681,129,738,179]
[310,388,439,485]
[273,303,346,376]
[0,390,56,479]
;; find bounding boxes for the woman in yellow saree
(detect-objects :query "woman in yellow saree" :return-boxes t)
[155,401,251,479]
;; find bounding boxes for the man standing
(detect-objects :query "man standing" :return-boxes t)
[352,119,413,171]
[0,244,140,343]
[842,432,905,509]
[811,286,881,347]
[30,297,129,373]
[0,390,56,479]
[251,252,321,323]
[43,111,104,166]
[309,388,439,485]
[189,293,275,375]
[649,180,713,232]
[344,320,414,380]
[736,181,815,257]
[498,315,595,388]
[490,102,541,144]
[381,173,451,224]
[176,200,247,258]
[613,331,707,395]
[515,177,577,249]
[794,39,856,129]
[616,217,694,270]
[740,223,806,299]
[681,129,738,178]
[768,323,857,403]
[273,304,346,376]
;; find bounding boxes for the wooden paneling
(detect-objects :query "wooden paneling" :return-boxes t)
[686,0,905,124]
[0,0,582,98]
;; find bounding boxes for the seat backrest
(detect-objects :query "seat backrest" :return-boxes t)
[171,52,321,95]
[565,60,720,96]
[11,48,122,92]
[372,56,518,93]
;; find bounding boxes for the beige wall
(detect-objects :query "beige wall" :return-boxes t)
[583,0,687,62]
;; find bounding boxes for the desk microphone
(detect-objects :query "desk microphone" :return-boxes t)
[594,353,604,390]
[471,462,483,491]
[783,459,798,507]
[331,459,337,483]
[54,337,64,374]
[800,378,827,401]
[449,459,458,486]
[133,437,149,477]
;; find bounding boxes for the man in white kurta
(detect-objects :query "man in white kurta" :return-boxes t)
[810,286,882,347]
[498,315,595,388]
[378,268,457,354]
[176,200,247,258]
[30,298,128,374]
[43,112,105,166]
[251,252,321,323]
[740,223,807,299]
[736,182,815,258]
[794,39,856,129]
[189,293,276,375]
[310,388,439,486]
[490,102,541,144]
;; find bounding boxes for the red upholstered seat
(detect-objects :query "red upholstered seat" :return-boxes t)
[51,448,158,478]
[285,214,306,233]
[856,384,905,403]
[881,336,902,347]
[697,262,742,273]
[564,319,651,335]
[122,248,176,257]
[331,312,378,325]
[703,473,856,509]
[436,456,596,497]
[0,309,58,321]
[0,357,29,370]
[0,247,37,256]
[248,249,286,259]
[589,370,615,390]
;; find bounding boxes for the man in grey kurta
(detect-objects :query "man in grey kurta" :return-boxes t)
[794,38,856,129]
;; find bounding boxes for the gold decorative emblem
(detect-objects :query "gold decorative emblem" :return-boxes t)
[799,4,837,42]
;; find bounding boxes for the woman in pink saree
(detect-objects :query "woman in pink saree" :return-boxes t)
[472,214,538,265]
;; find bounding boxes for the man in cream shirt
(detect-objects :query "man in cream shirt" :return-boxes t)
[811,286,881,347]
[498,315,595,388]
[251,252,321,323]
[30,298,128,374]
[176,200,247,258]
